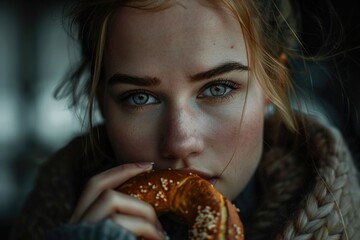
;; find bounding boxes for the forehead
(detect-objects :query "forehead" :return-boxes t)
[105,0,248,76]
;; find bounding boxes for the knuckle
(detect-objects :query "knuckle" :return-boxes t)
[109,213,118,222]
[84,164,139,190]
[110,214,162,240]
[146,206,158,220]
[100,189,115,201]
[86,174,104,190]
[134,219,155,233]
[128,197,158,221]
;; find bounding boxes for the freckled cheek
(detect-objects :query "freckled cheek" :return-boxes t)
[239,114,264,152]
[211,105,264,164]
[231,110,264,178]
[220,110,264,196]
[231,87,266,163]
[210,119,241,153]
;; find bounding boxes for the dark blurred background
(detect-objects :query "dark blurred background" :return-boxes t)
[0,0,84,238]
[0,0,359,239]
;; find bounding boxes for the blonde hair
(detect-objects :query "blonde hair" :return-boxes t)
[217,0,301,131]
[55,0,303,153]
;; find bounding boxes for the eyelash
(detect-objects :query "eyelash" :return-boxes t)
[117,89,157,110]
[117,79,241,109]
[198,79,241,101]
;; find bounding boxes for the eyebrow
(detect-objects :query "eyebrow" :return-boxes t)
[107,74,161,86]
[107,61,249,86]
[190,61,249,81]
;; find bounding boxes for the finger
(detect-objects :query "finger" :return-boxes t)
[110,213,166,240]
[70,162,153,223]
[80,189,162,229]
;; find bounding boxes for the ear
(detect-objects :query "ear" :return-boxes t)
[279,52,287,66]
[277,52,288,90]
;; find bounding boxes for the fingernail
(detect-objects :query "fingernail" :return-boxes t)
[136,162,154,169]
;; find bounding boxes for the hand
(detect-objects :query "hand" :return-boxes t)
[69,162,165,240]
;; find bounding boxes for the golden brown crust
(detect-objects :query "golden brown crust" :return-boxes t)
[117,169,244,240]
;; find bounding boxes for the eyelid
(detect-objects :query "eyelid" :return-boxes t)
[204,78,240,88]
[119,89,156,100]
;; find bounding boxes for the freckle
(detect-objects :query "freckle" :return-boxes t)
[230,45,234,49]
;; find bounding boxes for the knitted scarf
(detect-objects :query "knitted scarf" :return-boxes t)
[10,115,360,240]
[248,116,360,239]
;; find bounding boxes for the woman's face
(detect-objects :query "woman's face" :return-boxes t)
[101,0,267,200]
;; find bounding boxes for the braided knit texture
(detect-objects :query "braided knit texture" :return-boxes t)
[250,116,360,240]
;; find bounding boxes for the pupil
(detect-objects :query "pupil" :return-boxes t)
[210,85,226,96]
[133,93,148,105]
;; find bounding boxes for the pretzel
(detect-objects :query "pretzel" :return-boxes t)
[117,169,244,239]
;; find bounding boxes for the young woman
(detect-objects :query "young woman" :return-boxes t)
[11,0,360,239]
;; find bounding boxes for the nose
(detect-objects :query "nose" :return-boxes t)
[160,105,204,161]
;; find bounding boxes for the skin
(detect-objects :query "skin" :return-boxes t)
[71,1,268,239]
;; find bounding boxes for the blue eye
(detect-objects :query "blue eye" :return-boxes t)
[123,92,159,106]
[200,80,239,98]
[203,84,232,97]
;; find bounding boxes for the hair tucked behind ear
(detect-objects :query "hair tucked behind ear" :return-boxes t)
[218,0,304,135]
